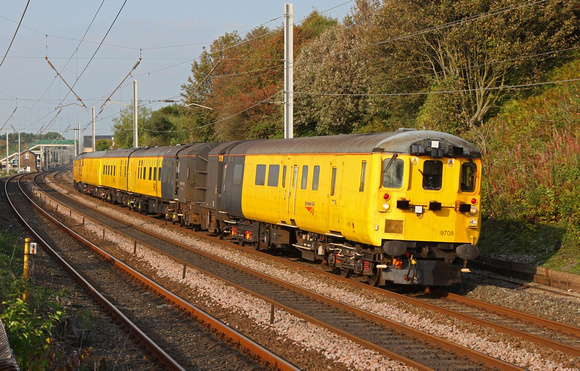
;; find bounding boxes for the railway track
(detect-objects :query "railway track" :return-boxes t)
[39,170,580,370]
[60,170,580,359]
[6,173,291,370]
[426,289,580,353]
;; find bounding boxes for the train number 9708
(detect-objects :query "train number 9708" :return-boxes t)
[440,230,454,236]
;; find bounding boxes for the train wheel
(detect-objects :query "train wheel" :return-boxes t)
[368,268,381,287]
[340,268,351,278]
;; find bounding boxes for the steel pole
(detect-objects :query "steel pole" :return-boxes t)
[284,3,294,139]
[92,106,96,152]
[133,80,138,148]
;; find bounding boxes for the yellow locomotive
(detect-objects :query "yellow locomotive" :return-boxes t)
[74,129,481,286]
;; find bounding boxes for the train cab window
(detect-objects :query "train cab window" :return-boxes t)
[359,161,367,192]
[255,164,266,186]
[382,158,404,188]
[422,160,443,190]
[233,163,244,185]
[461,162,477,192]
[268,165,279,187]
[312,165,320,191]
[301,165,309,190]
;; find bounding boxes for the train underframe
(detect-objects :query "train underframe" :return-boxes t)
[223,218,465,286]
[75,182,466,286]
[74,183,218,232]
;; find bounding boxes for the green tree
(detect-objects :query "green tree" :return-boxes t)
[111,103,152,148]
[95,139,111,151]
[371,0,578,131]
[416,76,465,134]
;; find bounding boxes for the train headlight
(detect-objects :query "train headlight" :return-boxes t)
[469,218,478,227]
[469,206,478,215]
[382,193,390,211]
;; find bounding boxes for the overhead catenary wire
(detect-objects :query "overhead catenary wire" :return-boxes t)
[0,107,17,132]
[37,0,129,135]
[0,0,30,67]
[13,0,116,130]
[1,0,568,137]
[46,57,87,108]
[69,0,129,96]
[294,78,580,98]
[1,0,352,135]
[100,58,142,109]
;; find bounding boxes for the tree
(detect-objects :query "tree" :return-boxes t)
[372,0,579,129]
[181,32,243,141]
[95,139,111,151]
[111,103,151,149]
[293,10,375,136]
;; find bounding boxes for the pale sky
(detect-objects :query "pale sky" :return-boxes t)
[0,1,353,139]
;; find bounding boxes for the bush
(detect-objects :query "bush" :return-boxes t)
[0,232,90,369]
[478,58,580,270]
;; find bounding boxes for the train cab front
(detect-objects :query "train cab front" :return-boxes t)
[373,135,482,286]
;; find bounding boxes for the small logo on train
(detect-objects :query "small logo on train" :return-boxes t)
[305,201,315,215]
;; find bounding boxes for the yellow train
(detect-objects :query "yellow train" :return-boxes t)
[74,129,481,286]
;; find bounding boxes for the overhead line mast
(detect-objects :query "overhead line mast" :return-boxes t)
[284,3,294,139]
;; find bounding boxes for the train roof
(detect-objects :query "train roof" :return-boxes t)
[75,148,139,160]
[226,130,481,158]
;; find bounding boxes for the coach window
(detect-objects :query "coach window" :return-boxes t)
[359,161,367,192]
[282,165,287,188]
[233,163,244,185]
[158,167,161,182]
[382,158,404,188]
[301,165,309,190]
[460,162,476,192]
[312,165,320,191]
[268,164,279,187]
[422,160,443,190]
[255,164,266,186]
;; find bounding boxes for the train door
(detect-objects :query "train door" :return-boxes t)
[287,164,299,218]
[278,162,288,223]
[328,161,343,234]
